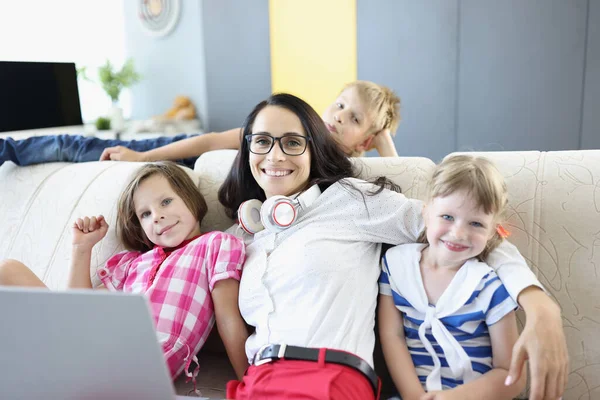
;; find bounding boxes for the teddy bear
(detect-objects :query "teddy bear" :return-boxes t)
[156,95,196,120]
[131,95,201,134]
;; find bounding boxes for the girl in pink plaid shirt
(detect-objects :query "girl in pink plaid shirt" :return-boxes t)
[0,162,248,382]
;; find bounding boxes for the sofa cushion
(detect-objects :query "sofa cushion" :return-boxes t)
[351,156,435,200]
[194,150,238,233]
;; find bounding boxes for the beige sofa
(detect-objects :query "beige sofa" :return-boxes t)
[0,149,598,399]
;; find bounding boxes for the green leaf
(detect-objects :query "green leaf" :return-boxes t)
[96,58,141,102]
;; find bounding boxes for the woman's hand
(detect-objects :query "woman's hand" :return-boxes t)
[99,146,146,162]
[420,390,454,400]
[72,215,109,249]
[507,287,569,400]
[420,391,439,400]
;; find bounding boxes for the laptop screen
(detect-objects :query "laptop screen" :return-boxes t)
[0,61,83,132]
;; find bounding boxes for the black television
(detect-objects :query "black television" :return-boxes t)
[0,61,83,132]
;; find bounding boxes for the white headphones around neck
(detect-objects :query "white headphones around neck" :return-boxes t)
[237,184,321,234]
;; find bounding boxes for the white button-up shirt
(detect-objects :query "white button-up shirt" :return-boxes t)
[228,178,541,367]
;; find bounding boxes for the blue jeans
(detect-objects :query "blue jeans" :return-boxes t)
[0,133,200,169]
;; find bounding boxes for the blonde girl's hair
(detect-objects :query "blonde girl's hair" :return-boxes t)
[417,155,509,261]
[116,162,208,253]
[343,80,401,136]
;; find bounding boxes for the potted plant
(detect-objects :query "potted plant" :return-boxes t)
[98,58,141,104]
[79,59,141,131]
[100,59,141,130]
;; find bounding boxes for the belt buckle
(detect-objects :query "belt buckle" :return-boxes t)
[254,344,273,366]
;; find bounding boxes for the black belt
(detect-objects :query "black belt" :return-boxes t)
[253,344,380,396]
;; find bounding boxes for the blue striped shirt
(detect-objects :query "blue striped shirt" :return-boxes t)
[379,243,517,390]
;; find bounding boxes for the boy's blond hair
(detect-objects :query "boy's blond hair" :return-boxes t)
[343,80,401,136]
[417,155,509,261]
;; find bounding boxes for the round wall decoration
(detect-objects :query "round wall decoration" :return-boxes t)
[138,0,181,38]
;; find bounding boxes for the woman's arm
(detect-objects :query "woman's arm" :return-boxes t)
[486,241,543,302]
[349,180,424,245]
[99,128,242,162]
[68,215,108,289]
[212,279,249,380]
[486,241,568,400]
[507,287,568,400]
[426,312,526,400]
[378,294,426,400]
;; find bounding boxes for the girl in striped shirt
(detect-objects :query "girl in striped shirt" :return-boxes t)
[378,155,527,400]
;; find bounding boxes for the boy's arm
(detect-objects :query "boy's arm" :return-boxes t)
[99,128,242,162]
[427,311,526,400]
[378,294,426,400]
[212,279,249,380]
[370,129,399,157]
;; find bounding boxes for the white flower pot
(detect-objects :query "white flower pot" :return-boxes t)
[109,105,125,131]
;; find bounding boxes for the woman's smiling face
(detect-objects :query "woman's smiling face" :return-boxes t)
[248,105,312,198]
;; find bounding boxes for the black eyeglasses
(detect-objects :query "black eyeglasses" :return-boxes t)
[245,133,311,156]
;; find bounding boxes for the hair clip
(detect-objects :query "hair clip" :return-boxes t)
[496,225,510,238]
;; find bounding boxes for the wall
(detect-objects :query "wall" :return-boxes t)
[201,0,272,131]
[457,0,586,154]
[359,0,597,161]
[123,1,271,132]
[358,1,457,160]
[123,1,598,154]
[123,1,209,125]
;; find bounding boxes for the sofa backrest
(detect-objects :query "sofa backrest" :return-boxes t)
[194,149,436,232]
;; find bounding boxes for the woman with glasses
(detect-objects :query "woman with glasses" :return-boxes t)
[216,93,566,400]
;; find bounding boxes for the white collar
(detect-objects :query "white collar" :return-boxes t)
[387,244,492,390]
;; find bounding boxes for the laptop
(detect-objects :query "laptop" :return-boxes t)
[0,287,201,400]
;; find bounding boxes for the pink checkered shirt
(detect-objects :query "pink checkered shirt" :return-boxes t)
[97,231,245,378]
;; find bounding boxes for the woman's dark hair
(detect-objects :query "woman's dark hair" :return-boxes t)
[218,93,358,219]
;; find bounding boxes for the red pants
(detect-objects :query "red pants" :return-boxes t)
[226,349,380,400]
